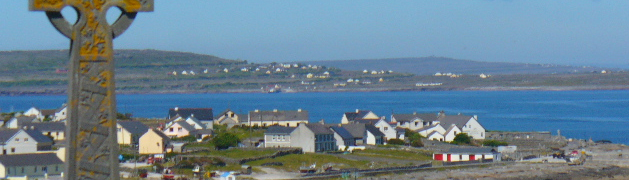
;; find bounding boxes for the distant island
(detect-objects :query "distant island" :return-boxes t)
[1,49,628,95]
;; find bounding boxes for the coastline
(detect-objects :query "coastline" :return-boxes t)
[3,85,629,96]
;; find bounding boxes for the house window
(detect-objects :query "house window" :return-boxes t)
[34,166,37,172]
[15,138,19,142]
[384,127,388,131]
[118,128,122,132]
[55,166,58,172]
[169,128,174,132]
[24,138,28,142]
[21,167,24,173]
[11,148,15,153]
[42,166,47,173]
[178,127,182,132]
[56,132,59,136]
[414,122,419,126]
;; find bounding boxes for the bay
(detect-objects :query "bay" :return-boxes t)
[2,90,629,145]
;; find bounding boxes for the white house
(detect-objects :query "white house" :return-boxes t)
[416,124,446,137]
[248,109,308,127]
[438,114,485,140]
[53,105,67,121]
[0,128,53,155]
[374,119,398,141]
[341,109,379,124]
[5,116,39,129]
[443,124,462,142]
[23,107,43,120]
[163,121,196,138]
[0,153,64,179]
[21,122,66,141]
[290,123,336,153]
[264,126,295,148]
[433,148,499,162]
[391,112,440,130]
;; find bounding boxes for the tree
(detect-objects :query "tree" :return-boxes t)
[451,133,472,145]
[404,130,424,147]
[212,132,240,150]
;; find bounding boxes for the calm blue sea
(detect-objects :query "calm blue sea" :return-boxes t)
[2,90,629,145]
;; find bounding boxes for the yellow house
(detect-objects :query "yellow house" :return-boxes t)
[139,129,170,154]
[117,121,149,145]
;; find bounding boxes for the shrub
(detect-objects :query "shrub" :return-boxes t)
[482,140,508,147]
[212,132,240,150]
[451,133,472,145]
[387,138,405,145]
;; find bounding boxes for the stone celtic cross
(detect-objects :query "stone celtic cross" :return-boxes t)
[29,0,153,179]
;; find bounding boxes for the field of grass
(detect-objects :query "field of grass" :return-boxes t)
[352,148,433,161]
[191,148,278,159]
[245,153,375,172]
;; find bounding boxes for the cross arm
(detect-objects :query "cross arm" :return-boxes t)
[115,0,154,13]
[29,0,65,11]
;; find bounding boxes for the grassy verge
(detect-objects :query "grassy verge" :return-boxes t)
[245,153,373,172]
[192,148,278,159]
[352,148,433,161]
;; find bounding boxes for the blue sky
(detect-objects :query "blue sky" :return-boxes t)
[1,1,628,67]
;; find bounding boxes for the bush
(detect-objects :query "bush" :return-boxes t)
[410,139,424,147]
[482,140,508,147]
[387,138,405,145]
[212,132,240,150]
[451,133,472,145]
[170,135,197,142]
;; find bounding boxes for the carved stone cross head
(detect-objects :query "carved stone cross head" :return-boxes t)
[29,0,153,40]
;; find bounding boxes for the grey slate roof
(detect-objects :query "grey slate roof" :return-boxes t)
[149,129,171,143]
[305,124,334,134]
[438,115,474,130]
[393,113,439,122]
[415,124,440,132]
[447,147,496,154]
[22,122,66,131]
[193,129,214,135]
[365,125,385,137]
[330,126,354,139]
[266,126,296,134]
[344,110,375,121]
[0,153,63,167]
[175,121,196,131]
[14,116,39,125]
[40,109,56,116]
[341,124,366,139]
[0,129,19,142]
[23,129,53,143]
[168,108,214,121]
[353,119,379,125]
[249,110,309,122]
[118,121,150,135]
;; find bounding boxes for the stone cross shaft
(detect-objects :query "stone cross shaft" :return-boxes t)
[29,0,153,179]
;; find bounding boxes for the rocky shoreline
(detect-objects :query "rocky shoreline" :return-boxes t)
[2,85,629,96]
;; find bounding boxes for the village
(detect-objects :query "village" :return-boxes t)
[2,103,627,180]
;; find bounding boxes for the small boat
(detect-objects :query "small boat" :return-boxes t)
[299,163,316,173]
[162,168,175,180]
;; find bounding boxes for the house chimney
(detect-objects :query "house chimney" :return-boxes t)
[473,115,478,120]
[319,119,325,124]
